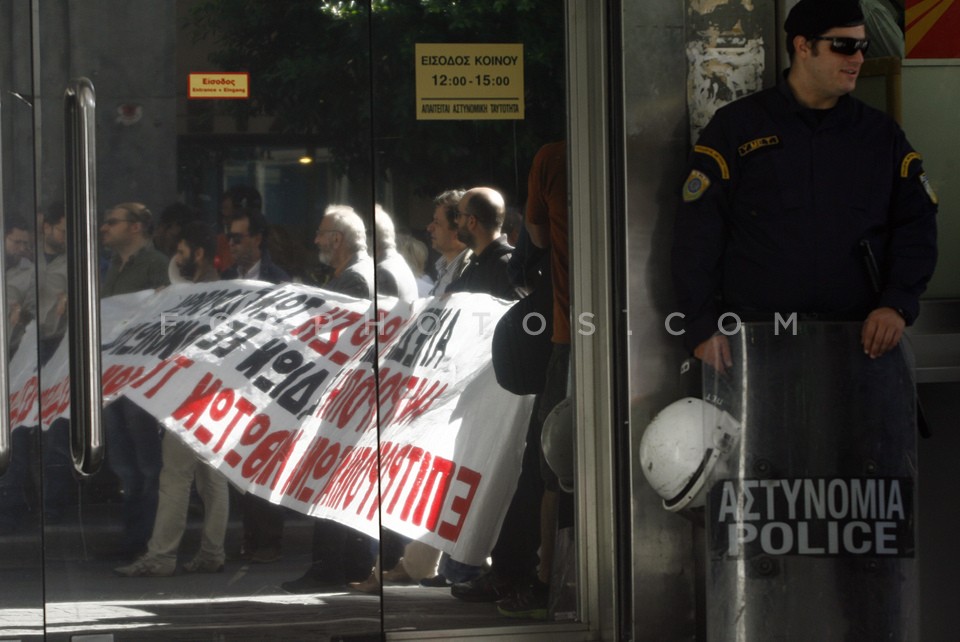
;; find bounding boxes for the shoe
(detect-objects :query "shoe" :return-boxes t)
[281,571,344,594]
[496,580,549,620]
[381,564,412,584]
[450,571,515,602]
[183,556,225,574]
[250,546,282,563]
[347,571,380,594]
[114,556,175,578]
[419,574,452,588]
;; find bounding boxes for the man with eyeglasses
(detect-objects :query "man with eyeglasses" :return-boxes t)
[99,202,171,561]
[220,207,289,284]
[218,206,290,564]
[100,202,170,297]
[214,185,261,273]
[672,0,938,372]
[446,187,521,302]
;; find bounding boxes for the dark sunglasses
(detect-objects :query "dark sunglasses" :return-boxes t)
[810,36,870,56]
[226,232,249,244]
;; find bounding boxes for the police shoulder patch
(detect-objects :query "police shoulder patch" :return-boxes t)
[682,170,711,203]
[900,152,922,178]
[920,172,938,205]
[694,145,729,179]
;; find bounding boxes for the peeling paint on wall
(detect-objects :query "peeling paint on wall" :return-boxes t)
[686,0,765,142]
[687,38,764,141]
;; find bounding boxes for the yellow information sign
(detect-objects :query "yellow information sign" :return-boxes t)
[415,43,524,120]
[188,73,250,99]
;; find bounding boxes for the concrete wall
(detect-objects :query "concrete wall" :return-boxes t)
[856,61,959,298]
[902,63,960,298]
[621,1,777,639]
[621,2,699,639]
[36,0,178,216]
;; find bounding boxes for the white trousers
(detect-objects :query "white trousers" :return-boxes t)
[146,435,229,564]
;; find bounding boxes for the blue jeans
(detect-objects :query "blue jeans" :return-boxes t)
[104,398,163,555]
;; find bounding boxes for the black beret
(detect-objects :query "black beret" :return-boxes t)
[785,0,865,39]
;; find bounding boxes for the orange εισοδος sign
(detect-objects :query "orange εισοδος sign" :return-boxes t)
[188,72,250,99]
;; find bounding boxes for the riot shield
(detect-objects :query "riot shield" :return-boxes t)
[702,322,918,642]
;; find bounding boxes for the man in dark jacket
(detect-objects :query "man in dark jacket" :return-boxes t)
[672,0,937,371]
[220,207,290,283]
[446,187,520,302]
[221,207,290,563]
[99,202,171,559]
[100,202,170,296]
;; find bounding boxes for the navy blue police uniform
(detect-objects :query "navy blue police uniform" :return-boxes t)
[672,77,938,353]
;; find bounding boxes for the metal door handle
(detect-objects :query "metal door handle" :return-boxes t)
[64,78,103,476]
[0,97,11,475]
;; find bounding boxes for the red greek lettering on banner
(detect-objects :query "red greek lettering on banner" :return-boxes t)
[437,466,482,542]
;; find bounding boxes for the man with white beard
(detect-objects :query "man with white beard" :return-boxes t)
[282,204,376,593]
[314,205,374,299]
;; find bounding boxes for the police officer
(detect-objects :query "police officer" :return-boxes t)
[672,0,938,371]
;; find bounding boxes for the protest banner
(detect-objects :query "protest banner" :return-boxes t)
[110,282,532,565]
[270,293,534,564]
[18,282,273,430]
[9,281,532,563]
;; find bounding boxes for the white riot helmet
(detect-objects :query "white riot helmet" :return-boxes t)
[639,397,740,511]
[541,397,574,493]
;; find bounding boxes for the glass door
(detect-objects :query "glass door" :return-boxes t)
[1,0,44,638]
[6,0,602,639]
[364,3,578,637]
[31,0,383,638]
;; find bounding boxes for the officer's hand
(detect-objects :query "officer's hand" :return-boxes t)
[694,335,732,373]
[861,307,905,359]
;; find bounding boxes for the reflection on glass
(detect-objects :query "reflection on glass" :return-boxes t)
[1,208,41,628]
[366,0,572,631]
[35,0,381,638]
[1,33,44,631]
[17,0,581,637]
